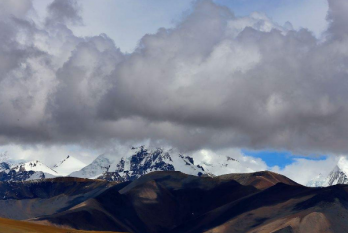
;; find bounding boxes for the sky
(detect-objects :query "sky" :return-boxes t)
[0,0,348,184]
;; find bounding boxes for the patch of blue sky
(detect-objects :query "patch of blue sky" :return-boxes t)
[242,149,327,169]
[214,0,328,37]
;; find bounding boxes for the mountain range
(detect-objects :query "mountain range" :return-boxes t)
[0,146,251,183]
[3,146,348,190]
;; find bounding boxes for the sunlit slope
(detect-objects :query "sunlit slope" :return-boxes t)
[0,217,124,233]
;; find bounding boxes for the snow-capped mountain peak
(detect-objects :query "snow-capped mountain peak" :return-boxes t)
[325,157,348,186]
[307,156,348,187]
[0,160,58,182]
[69,153,113,179]
[12,160,58,177]
[53,155,86,176]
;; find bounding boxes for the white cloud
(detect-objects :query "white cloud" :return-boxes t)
[192,148,268,175]
[0,0,348,166]
[272,156,338,185]
[0,144,98,166]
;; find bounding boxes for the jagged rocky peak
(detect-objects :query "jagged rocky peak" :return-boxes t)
[53,155,70,168]
[102,146,201,182]
[52,155,86,176]
[326,157,348,186]
[307,157,348,187]
[89,146,203,182]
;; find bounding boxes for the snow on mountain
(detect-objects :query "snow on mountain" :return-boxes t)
[52,155,86,176]
[103,147,203,181]
[307,157,348,187]
[0,156,86,182]
[11,160,58,178]
[71,146,205,180]
[306,173,326,187]
[69,154,114,179]
[196,155,254,176]
[71,146,253,182]
[0,160,56,182]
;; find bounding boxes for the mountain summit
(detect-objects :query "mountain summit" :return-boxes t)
[308,157,348,187]
[53,155,86,176]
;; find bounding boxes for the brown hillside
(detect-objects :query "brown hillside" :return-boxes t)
[0,217,125,233]
[217,171,299,189]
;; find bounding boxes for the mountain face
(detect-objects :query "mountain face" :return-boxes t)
[0,161,53,182]
[308,157,348,187]
[71,146,247,182]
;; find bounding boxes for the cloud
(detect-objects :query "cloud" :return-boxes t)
[272,156,338,185]
[0,0,348,157]
[191,148,268,174]
[0,144,97,166]
[0,0,33,19]
[46,0,82,25]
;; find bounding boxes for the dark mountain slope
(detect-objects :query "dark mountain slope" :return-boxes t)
[169,184,348,233]
[0,177,115,220]
[34,171,259,233]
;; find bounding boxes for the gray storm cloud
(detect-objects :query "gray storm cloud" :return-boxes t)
[1,0,348,154]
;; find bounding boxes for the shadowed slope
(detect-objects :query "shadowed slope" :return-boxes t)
[0,177,116,220]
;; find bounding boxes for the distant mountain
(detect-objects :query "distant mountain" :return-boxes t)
[53,155,86,176]
[0,155,87,182]
[307,157,348,187]
[70,146,249,182]
[0,160,57,182]
[11,160,58,177]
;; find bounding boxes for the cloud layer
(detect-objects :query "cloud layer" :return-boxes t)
[1,0,348,155]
